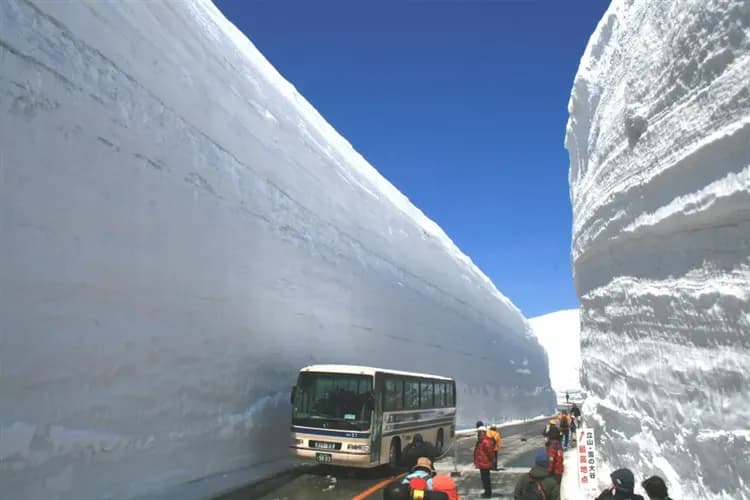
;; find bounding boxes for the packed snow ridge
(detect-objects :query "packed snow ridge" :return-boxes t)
[0,1,554,498]
[566,0,750,498]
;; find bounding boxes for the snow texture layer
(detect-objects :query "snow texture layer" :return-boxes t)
[0,1,554,498]
[528,309,582,394]
[566,0,750,498]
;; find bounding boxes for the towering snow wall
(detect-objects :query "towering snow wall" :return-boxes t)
[567,0,750,498]
[0,1,554,498]
[529,309,582,395]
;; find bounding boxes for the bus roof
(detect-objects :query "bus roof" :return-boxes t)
[300,364,454,381]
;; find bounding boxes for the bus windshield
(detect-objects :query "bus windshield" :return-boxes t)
[292,372,373,431]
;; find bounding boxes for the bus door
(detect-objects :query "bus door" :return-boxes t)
[370,373,384,463]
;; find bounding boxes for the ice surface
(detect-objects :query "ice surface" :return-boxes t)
[529,309,582,394]
[0,1,554,498]
[566,0,750,498]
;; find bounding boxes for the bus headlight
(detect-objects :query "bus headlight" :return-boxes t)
[347,444,369,452]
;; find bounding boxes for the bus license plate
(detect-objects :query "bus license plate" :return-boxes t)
[315,453,333,464]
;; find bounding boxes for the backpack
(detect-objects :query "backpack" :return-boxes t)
[408,476,429,499]
[521,477,546,500]
[559,415,570,429]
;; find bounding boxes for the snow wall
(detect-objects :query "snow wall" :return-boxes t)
[567,0,750,498]
[528,309,582,395]
[0,1,555,498]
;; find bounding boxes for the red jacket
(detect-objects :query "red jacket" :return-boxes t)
[474,436,495,469]
[547,440,564,475]
[432,475,460,500]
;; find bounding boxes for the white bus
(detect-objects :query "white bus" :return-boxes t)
[290,364,456,468]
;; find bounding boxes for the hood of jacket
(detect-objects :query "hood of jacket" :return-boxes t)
[529,465,553,480]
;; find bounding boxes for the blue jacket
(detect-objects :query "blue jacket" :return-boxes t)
[402,469,434,489]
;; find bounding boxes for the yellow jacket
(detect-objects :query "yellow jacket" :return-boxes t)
[486,428,502,451]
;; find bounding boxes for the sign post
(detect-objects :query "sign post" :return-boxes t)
[577,427,599,495]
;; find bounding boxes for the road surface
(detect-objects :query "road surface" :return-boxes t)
[215,417,557,500]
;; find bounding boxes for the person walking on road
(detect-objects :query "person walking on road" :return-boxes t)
[486,425,502,470]
[513,449,560,500]
[570,402,581,424]
[474,427,495,498]
[545,435,564,484]
[641,476,672,500]
[557,410,571,448]
[570,412,577,444]
[543,419,561,446]
[566,392,569,404]
[595,468,645,500]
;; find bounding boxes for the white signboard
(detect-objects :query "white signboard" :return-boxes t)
[577,427,599,493]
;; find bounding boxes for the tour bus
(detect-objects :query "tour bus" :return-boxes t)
[290,364,456,468]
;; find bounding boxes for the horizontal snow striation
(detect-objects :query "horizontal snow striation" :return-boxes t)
[0,0,553,499]
[567,0,750,498]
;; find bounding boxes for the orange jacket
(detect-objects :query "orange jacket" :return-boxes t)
[486,428,502,451]
[432,474,460,500]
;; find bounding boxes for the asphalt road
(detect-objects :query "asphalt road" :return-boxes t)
[215,417,553,500]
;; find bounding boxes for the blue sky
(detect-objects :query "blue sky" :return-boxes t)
[214,0,610,318]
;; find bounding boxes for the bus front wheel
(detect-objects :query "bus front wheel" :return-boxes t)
[388,438,401,470]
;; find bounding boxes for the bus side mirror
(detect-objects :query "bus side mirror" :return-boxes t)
[290,386,296,405]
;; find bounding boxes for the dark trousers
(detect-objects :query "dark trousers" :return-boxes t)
[493,451,498,470]
[480,468,491,496]
[562,429,570,448]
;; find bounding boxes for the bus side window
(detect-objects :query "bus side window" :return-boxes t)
[385,378,404,411]
[435,382,445,408]
[420,381,434,409]
[405,380,420,410]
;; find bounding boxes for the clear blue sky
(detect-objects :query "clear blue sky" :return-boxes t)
[214,0,610,318]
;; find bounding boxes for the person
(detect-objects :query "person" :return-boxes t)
[486,425,502,470]
[570,412,577,444]
[402,434,439,470]
[546,434,564,484]
[474,427,495,498]
[570,403,581,425]
[513,449,560,500]
[641,476,672,500]
[543,419,561,445]
[383,481,449,500]
[432,474,460,500]
[595,468,645,500]
[402,456,436,490]
[566,392,569,404]
[557,410,571,448]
